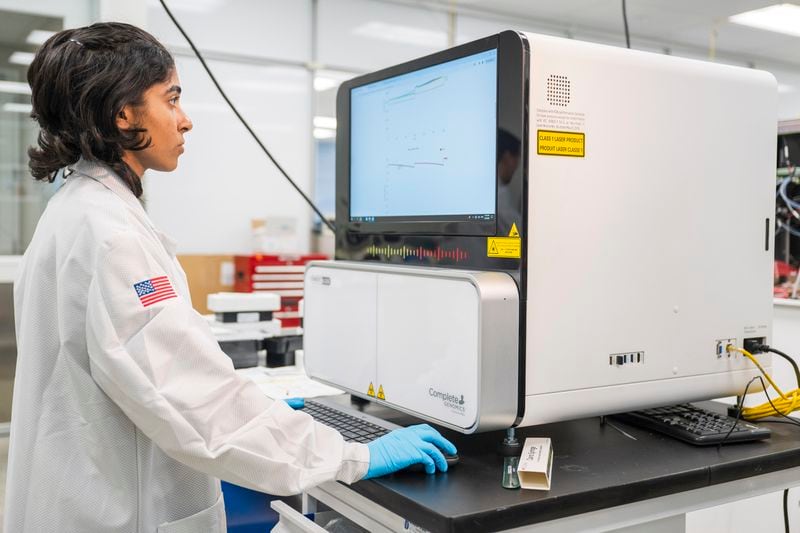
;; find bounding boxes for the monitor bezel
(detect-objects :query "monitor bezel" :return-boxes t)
[336,30,526,236]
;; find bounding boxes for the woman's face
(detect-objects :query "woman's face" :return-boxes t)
[118,69,192,176]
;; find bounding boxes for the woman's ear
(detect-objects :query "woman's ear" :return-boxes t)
[116,105,136,131]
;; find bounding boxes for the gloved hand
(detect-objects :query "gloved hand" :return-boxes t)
[364,424,457,478]
[284,397,305,410]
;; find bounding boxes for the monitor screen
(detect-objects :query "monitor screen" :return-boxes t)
[349,48,498,225]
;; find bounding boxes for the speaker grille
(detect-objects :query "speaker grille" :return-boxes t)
[546,74,571,107]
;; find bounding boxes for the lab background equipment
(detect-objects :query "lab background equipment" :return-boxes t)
[234,254,328,328]
[303,30,777,433]
[207,292,281,368]
[775,120,800,299]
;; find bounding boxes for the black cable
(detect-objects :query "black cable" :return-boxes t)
[753,376,800,427]
[763,345,800,391]
[784,488,790,533]
[621,0,631,49]
[157,0,337,233]
[720,369,800,448]
[718,377,757,447]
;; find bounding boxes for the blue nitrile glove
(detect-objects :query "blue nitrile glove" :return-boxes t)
[284,397,305,410]
[364,424,457,478]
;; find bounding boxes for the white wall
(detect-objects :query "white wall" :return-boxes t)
[317,0,449,72]
[147,0,311,64]
[144,57,312,254]
[144,0,314,254]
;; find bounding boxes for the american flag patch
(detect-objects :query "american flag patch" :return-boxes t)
[133,276,177,307]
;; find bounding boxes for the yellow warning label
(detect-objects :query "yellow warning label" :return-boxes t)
[508,223,520,238]
[487,237,521,258]
[537,130,585,157]
[367,383,375,397]
[377,385,386,400]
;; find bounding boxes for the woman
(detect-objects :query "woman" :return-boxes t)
[7,22,456,532]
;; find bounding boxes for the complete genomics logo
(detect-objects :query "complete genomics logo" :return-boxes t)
[429,388,466,414]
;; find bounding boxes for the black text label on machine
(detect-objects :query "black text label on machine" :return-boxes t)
[429,387,466,415]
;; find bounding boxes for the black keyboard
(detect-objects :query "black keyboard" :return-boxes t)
[302,400,391,443]
[612,404,771,445]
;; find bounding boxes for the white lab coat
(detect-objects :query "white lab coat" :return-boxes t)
[6,159,369,532]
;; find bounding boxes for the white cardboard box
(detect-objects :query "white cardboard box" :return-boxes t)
[518,437,553,491]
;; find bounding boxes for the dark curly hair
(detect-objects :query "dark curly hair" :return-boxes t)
[27,22,175,197]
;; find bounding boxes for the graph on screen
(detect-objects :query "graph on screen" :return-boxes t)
[350,49,498,221]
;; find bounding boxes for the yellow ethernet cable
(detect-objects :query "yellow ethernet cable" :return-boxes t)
[726,345,800,420]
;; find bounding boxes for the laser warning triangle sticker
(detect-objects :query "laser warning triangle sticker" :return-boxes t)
[367,383,375,397]
[487,223,521,258]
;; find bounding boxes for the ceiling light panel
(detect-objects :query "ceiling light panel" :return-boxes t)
[729,4,800,37]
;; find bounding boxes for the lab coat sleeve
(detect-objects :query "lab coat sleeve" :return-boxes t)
[85,231,369,495]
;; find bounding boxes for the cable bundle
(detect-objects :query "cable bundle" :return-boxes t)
[727,345,800,420]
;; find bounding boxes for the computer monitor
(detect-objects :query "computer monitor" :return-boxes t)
[350,48,497,228]
[337,32,526,238]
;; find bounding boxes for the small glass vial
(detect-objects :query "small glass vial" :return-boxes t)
[502,455,520,489]
[501,428,521,489]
